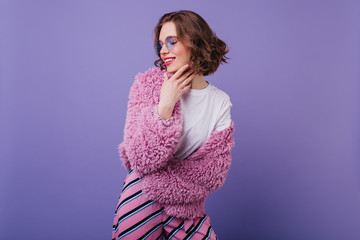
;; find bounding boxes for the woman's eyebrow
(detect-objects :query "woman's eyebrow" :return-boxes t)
[158,35,178,42]
[158,36,168,42]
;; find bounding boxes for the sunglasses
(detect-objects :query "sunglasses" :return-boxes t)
[155,35,178,56]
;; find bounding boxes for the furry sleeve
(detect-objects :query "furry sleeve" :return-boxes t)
[118,68,183,178]
[141,121,235,205]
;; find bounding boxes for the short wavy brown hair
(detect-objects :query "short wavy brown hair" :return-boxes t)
[153,10,230,76]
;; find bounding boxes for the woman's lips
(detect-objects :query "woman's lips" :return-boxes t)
[165,58,175,66]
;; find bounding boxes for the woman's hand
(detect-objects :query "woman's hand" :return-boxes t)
[158,64,195,120]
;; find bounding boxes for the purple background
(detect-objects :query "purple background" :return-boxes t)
[1,0,359,239]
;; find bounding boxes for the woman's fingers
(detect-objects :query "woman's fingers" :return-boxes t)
[170,64,190,81]
[182,83,191,92]
[180,73,195,89]
[177,69,194,85]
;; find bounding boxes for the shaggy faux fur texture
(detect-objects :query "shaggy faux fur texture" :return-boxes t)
[118,67,183,177]
[118,66,235,219]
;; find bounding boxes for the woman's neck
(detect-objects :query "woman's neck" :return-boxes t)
[191,74,209,90]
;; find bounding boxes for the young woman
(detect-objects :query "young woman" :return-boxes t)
[112,10,235,240]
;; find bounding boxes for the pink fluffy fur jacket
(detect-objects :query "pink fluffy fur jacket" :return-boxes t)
[118,66,235,219]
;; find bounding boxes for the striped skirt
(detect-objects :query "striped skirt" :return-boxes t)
[112,169,218,240]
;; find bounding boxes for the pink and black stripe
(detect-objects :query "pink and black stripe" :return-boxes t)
[112,169,217,240]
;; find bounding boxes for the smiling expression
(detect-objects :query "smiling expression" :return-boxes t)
[159,22,192,73]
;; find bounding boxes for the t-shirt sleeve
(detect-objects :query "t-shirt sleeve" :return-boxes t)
[214,95,232,132]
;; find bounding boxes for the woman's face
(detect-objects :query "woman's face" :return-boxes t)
[159,21,192,73]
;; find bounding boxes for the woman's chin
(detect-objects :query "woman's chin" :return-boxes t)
[166,64,181,73]
[166,68,176,73]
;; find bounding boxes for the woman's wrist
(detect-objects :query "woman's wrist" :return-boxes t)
[158,103,174,120]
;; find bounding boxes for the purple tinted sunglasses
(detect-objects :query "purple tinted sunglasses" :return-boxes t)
[155,36,178,55]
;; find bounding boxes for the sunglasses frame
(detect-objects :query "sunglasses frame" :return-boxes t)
[156,35,178,56]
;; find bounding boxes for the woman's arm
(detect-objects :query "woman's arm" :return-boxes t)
[141,121,235,204]
[118,69,183,177]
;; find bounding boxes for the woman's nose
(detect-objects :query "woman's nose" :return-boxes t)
[160,44,169,54]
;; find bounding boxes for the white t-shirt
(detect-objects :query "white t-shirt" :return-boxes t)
[172,82,232,160]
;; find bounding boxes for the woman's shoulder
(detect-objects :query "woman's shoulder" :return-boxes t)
[128,66,165,102]
[134,66,166,86]
[209,83,232,106]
